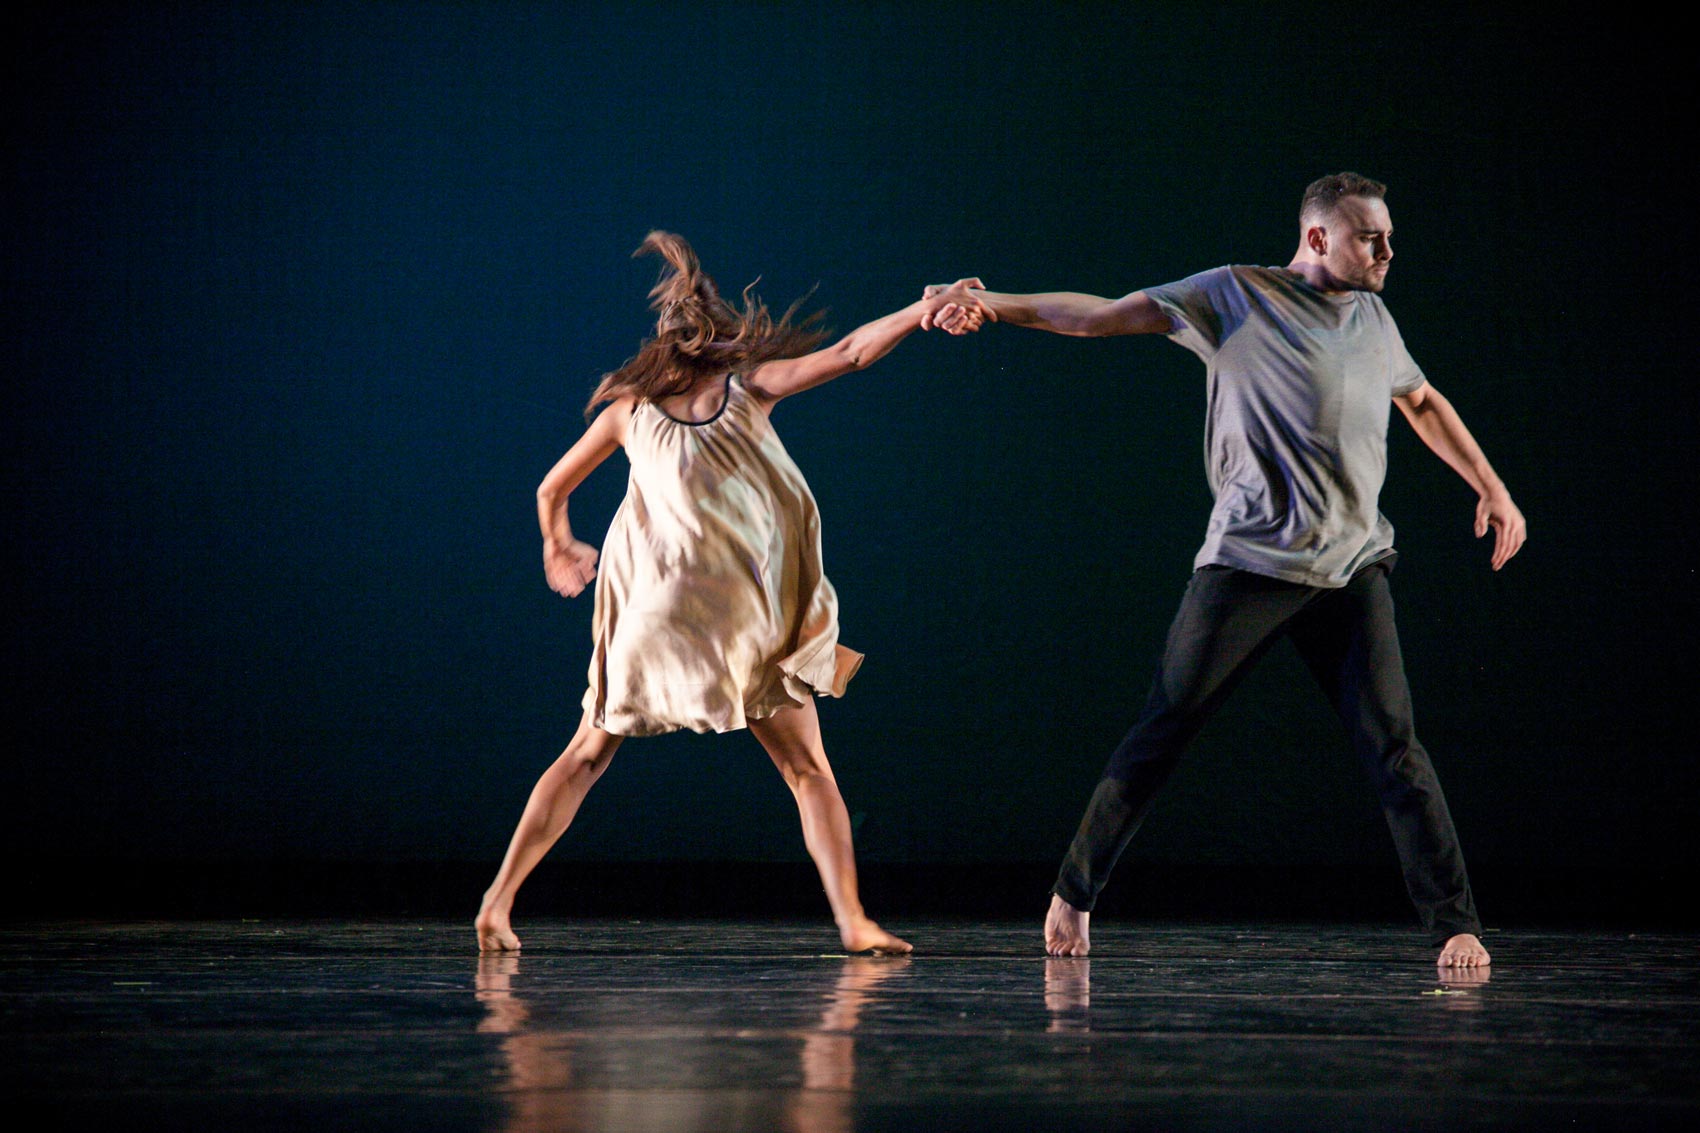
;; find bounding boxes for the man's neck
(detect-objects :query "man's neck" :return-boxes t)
[1285,256,1342,293]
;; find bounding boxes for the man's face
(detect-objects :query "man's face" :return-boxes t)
[1318,195,1394,292]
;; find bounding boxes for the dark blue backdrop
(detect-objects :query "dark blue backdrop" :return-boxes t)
[6,3,1693,899]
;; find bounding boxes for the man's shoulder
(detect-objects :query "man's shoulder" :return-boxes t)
[1177,265,1308,300]
[1178,263,1267,281]
[1233,264,1325,293]
[1150,264,1257,300]
[1153,265,1308,311]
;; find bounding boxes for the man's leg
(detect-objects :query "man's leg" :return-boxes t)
[1287,562,1486,962]
[1050,568,1307,950]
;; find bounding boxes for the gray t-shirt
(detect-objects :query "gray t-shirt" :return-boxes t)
[1144,265,1427,587]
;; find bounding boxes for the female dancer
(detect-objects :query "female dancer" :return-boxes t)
[476,232,983,953]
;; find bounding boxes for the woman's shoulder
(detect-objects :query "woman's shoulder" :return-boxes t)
[597,395,639,421]
[589,396,639,445]
[729,368,779,417]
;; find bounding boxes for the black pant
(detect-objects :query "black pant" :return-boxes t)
[1053,560,1481,944]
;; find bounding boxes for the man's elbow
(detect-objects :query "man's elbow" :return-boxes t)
[1108,295,1170,337]
[1073,312,1133,338]
[1049,307,1109,337]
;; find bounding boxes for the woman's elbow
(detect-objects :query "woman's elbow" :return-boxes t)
[833,340,872,371]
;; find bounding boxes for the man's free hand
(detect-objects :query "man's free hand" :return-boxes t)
[1475,490,1526,571]
[920,278,994,335]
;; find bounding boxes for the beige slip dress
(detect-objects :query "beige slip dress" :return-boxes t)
[582,374,862,736]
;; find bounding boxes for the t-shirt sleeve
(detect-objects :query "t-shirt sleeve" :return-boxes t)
[1142,266,1240,359]
[1383,308,1427,397]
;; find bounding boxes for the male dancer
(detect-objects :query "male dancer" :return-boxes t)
[931,173,1524,967]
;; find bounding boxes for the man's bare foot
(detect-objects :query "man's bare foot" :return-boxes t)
[839,916,912,955]
[1438,932,1490,968]
[1045,893,1090,956]
[475,900,521,953]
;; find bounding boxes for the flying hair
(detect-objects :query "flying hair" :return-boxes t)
[585,232,828,420]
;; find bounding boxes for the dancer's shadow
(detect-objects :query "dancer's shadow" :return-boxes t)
[475,951,910,1133]
[1044,957,1091,1033]
[790,956,911,1131]
[1432,962,1491,1010]
[1437,965,1490,988]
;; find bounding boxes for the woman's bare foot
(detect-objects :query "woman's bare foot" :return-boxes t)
[475,898,522,953]
[1438,932,1490,968]
[1045,893,1090,956]
[839,916,912,955]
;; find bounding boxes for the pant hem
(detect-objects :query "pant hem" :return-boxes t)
[1429,923,1484,947]
[1050,882,1096,914]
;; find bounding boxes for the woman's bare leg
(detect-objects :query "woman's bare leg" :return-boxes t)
[476,713,623,952]
[749,699,911,954]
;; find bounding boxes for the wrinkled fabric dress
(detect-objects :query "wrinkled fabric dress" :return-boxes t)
[582,374,862,736]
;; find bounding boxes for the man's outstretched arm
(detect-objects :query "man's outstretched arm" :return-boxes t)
[1394,382,1528,570]
[922,286,1171,337]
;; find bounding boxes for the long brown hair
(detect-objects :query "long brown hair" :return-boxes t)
[585,231,828,420]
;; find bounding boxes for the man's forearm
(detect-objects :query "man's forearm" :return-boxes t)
[973,289,1170,337]
[1403,387,1507,498]
[972,290,1117,336]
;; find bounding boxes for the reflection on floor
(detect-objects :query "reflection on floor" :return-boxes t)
[4,920,1697,1131]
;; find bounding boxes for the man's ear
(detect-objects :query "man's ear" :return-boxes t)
[1306,224,1329,256]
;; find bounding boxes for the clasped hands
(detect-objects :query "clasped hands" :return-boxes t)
[919,278,995,335]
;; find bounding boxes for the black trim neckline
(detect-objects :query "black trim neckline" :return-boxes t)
[653,373,734,426]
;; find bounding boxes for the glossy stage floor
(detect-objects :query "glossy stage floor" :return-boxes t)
[5,919,1696,1131]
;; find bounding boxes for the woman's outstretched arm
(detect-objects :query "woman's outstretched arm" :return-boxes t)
[536,398,632,596]
[744,278,986,405]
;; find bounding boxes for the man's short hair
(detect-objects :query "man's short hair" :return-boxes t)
[1300,172,1388,226]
